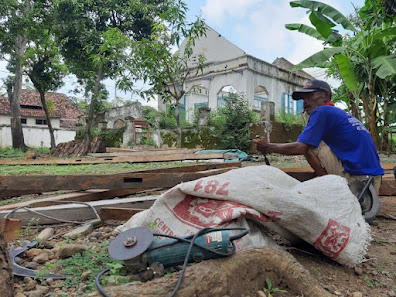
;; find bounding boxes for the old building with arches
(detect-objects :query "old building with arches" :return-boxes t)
[158,25,314,122]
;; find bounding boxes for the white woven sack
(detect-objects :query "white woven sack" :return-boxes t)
[117,165,371,267]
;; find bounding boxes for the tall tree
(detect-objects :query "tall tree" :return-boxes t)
[24,1,67,149]
[1,0,31,150]
[285,0,396,149]
[0,231,13,297]
[107,0,206,147]
[55,0,171,154]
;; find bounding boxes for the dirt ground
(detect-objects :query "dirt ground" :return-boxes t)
[4,155,396,297]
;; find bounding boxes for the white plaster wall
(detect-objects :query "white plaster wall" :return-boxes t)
[0,126,76,148]
[178,25,245,68]
[0,115,60,128]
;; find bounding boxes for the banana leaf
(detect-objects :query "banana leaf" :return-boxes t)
[372,55,396,79]
[290,0,357,32]
[335,54,359,92]
[292,47,345,71]
[309,10,333,38]
[285,23,326,41]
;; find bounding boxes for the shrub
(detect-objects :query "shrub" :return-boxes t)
[210,93,255,152]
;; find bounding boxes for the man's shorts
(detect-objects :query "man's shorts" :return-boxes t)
[308,141,382,193]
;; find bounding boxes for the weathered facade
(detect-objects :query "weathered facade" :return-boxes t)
[0,90,83,148]
[159,25,314,122]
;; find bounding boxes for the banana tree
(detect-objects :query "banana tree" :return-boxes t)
[286,0,396,149]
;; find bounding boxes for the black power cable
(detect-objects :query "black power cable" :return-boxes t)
[95,227,248,297]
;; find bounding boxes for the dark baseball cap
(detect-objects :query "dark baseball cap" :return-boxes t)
[292,80,332,100]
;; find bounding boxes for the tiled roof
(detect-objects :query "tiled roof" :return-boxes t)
[0,90,83,128]
[272,57,315,80]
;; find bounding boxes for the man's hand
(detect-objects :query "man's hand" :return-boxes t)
[252,137,272,155]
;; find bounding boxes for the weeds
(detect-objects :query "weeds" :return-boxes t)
[55,240,123,294]
[262,278,287,297]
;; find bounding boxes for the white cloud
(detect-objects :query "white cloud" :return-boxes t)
[202,0,261,26]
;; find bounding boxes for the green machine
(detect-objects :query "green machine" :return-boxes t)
[108,227,249,272]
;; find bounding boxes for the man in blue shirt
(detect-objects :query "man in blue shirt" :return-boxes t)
[253,79,384,192]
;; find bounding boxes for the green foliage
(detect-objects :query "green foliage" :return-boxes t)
[262,278,287,297]
[210,93,255,151]
[75,126,125,148]
[55,240,123,293]
[275,110,305,126]
[139,137,155,147]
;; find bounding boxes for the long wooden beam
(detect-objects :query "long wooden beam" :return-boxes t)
[0,196,158,224]
[0,152,227,166]
[0,166,240,199]
[89,148,201,157]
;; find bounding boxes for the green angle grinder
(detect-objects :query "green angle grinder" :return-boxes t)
[108,227,249,274]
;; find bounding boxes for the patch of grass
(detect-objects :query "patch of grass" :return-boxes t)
[54,240,123,294]
[0,161,193,176]
[262,278,287,297]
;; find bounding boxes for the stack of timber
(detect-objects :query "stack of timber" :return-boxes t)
[0,161,242,199]
[50,137,106,157]
[0,148,237,165]
[0,162,241,224]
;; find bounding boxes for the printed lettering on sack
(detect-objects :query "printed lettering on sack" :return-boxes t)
[313,219,350,259]
[164,194,274,229]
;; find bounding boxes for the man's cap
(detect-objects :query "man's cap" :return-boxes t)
[292,80,332,100]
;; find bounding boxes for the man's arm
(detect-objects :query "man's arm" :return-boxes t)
[252,138,310,155]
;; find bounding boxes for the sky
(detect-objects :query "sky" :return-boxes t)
[0,0,365,108]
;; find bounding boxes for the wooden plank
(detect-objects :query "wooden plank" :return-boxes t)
[0,196,158,224]
[0,167,238,198]
[89,148,201,158]
[100,207,143,221]
[0,153,225,165]
[379,174,396,196]
[0,188,159,211]
[106,147,192,153]
[0,162,241,199]
[382,163,396,171]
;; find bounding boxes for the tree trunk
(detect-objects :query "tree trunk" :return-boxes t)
[0,231,14,297]
[361,90,379,149]
[83,67,103,155]
[382,99,389,153]
[9,1,30,150]
[348,90,361,121]
[175,101,181,148]
[39,91,56,148]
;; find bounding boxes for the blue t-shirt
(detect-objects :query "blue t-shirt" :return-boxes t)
[297,105,384,176]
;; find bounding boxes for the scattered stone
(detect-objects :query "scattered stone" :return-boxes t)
[323,285,336,294]
[89,237,98,242]
[371,270,378,276]
[351,292,363,297]
[27,262,37,269]
[45,293,56,297]
[19,240,32,248]
[14,293,26,297]
[55,244,88,259]
[24,277,33,284]
[354,267,363,276]
[15,256,23,264]
[36,285,50,295]
[63,224,93,239]
[25,279,38,291]
[25,290,43,297]
[257,291,267,297]
[45,278,54,286]
[33,253,49,264]
[42,241,56,249]
[90,231,103,239]
[388,290,396,297]
[81,271,92,281]
[37,228,55,243]
[25,249,42,258]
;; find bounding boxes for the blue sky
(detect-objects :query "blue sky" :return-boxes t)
[0,0,365,107]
